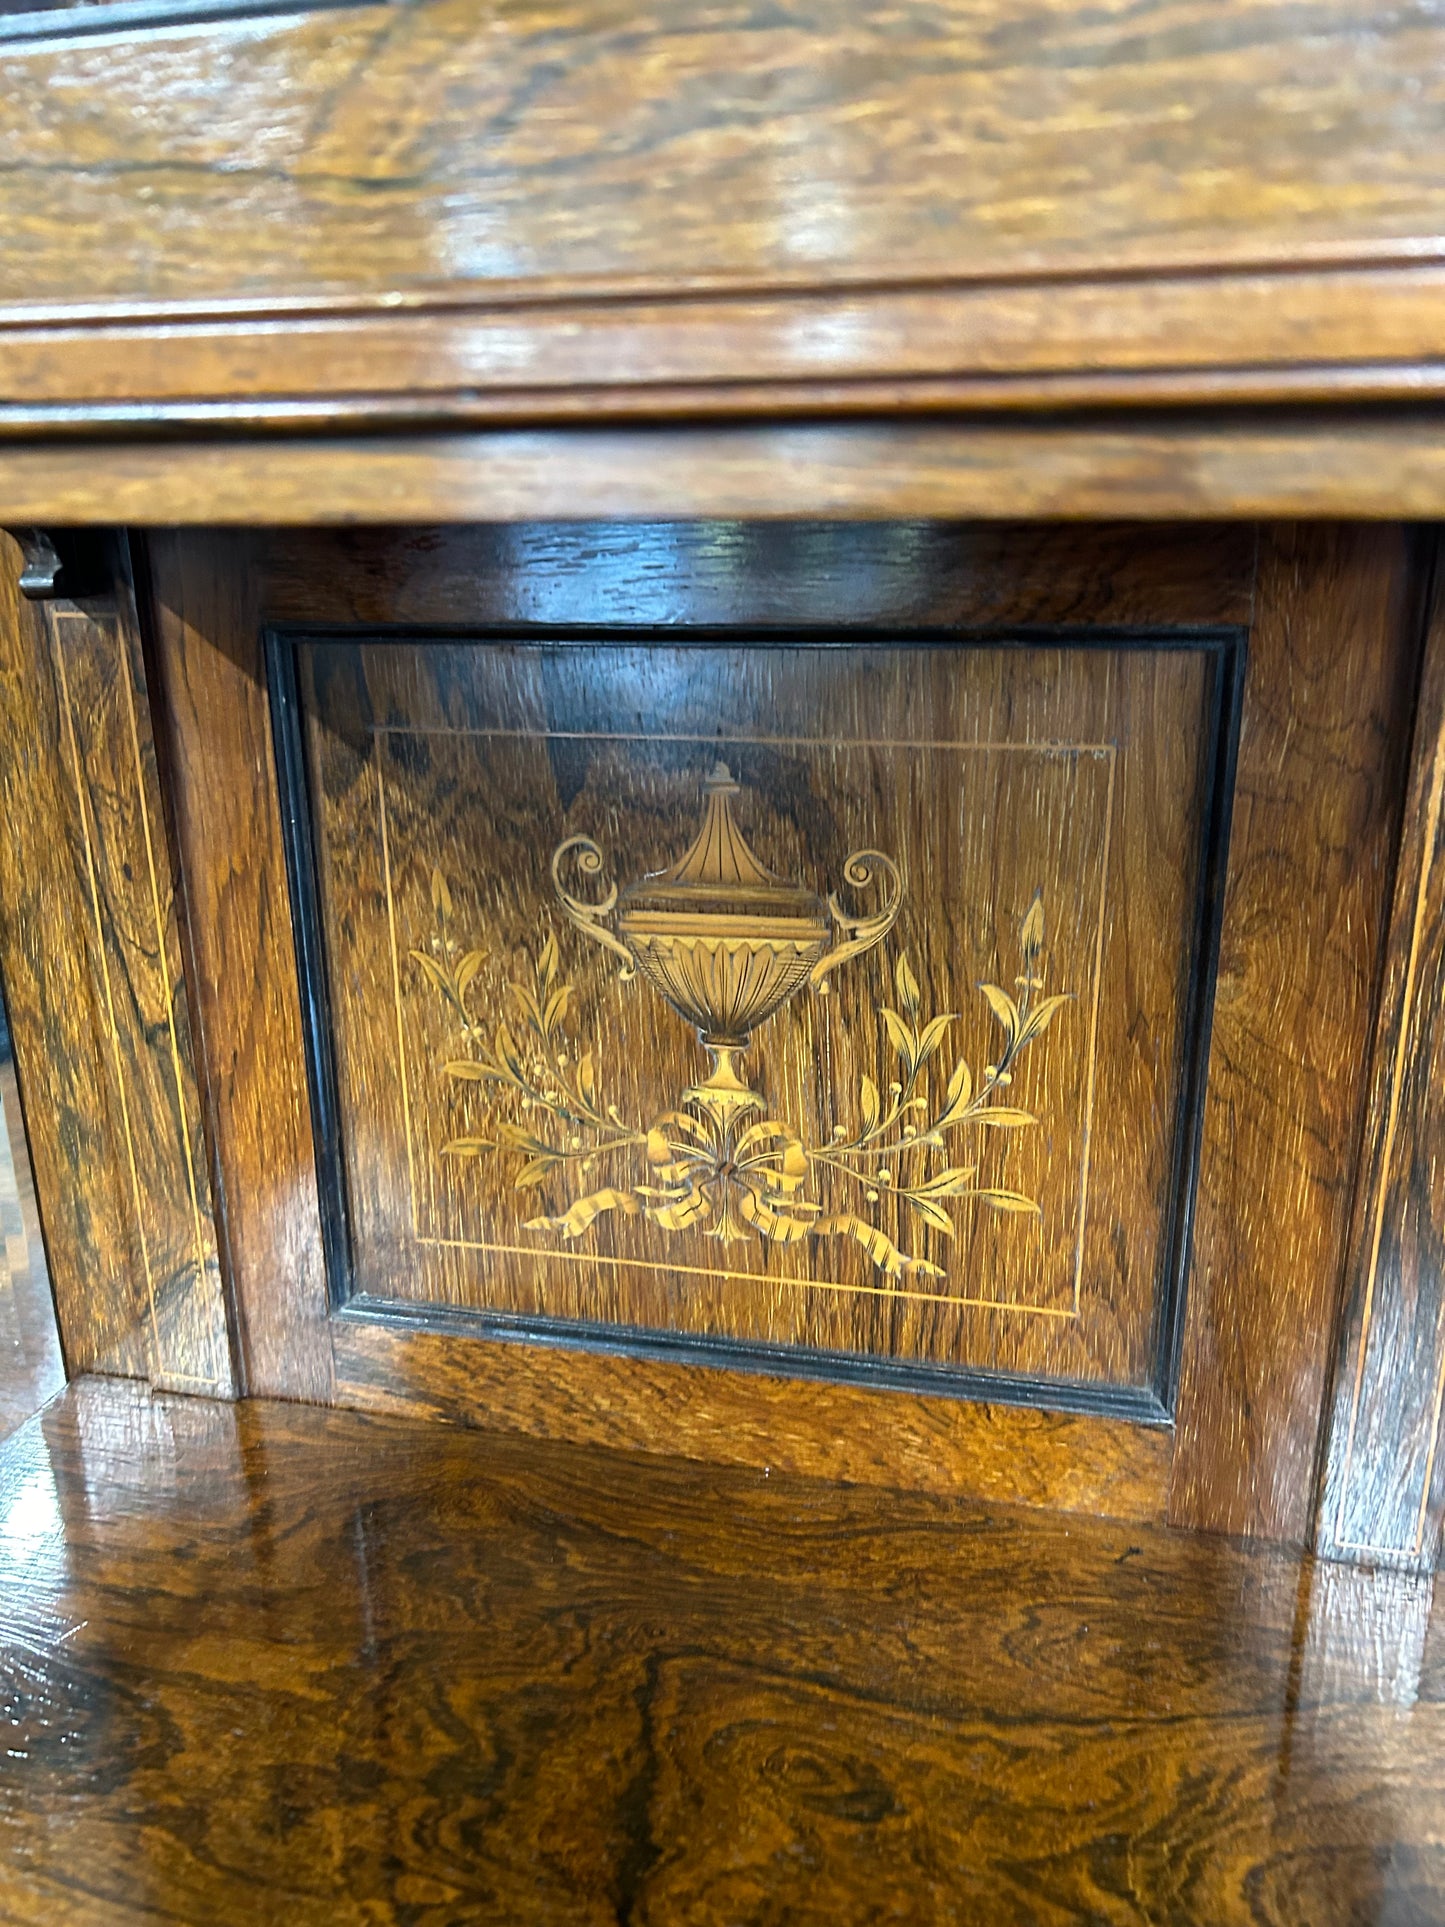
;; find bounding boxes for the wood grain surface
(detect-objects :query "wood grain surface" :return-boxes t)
[250,520,1259,635]
[0,1374,1440,1924]
[147,522,1250,1514]
[47,564,232,1394]
[144,533,332,1401]
[0,532,232,1392]
[3,0,1445,426]
[1318,551,1445,1571]
[18,365,1445,441]
[4,0,1443,300]
[1170,526,1426,1544]
[15,418,1445,527]
[0,535,142,1379]
[333,1311,1172,1521]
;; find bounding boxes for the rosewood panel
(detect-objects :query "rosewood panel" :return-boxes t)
[290,632,1229,1411]
[1318,551,1445,1570]
[146,524,1257,1515]
[141,521,1424,1544]
[0,534,141,1378]
[0,532,232,1391]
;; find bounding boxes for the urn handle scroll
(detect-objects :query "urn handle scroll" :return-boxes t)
[810,849,904,994]
[550,835,637,976]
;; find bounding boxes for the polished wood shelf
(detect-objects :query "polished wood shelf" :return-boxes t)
[0,1375,1440,1923]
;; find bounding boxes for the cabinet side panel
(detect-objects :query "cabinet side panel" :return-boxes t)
[1171,525,1423,1541]
[1318,549,1445,1569]
[0,530,233,1389]
[144,531,332,1400]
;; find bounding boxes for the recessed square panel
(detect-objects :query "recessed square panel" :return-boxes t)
[285,636,1232,1399]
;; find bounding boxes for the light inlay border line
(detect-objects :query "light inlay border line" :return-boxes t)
[376,723,1115,1320]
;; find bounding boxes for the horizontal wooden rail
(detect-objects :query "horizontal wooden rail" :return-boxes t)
[5,416,1445,524]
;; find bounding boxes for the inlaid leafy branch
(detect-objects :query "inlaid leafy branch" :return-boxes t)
[414,876,1071,1283]
[410,871,646,1186]
[806,892,1070,1241]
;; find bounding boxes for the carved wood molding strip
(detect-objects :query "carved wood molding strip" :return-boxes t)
[10,365,1445,440]
[3,269,1445,426]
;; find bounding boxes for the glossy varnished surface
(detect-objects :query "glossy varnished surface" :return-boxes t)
[14,419,1445,526]
[3,0,1445,429]
[7,0,1445,305]
[1172,525,1425,1543]
[0,1377,1441,1924]
[1320,559,1445,1568]
[0,535,232,1395]
[301,635,1214,1393]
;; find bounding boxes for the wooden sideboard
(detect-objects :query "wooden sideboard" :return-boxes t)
[2,0,1445,1569]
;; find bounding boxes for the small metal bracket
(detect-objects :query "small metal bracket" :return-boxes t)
[9,528,113,602]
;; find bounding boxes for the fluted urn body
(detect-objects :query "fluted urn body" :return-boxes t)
[616,763,831,1052]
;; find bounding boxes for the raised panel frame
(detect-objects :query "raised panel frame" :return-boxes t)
[141,520,1424,1540]
[267,622,1244,1428]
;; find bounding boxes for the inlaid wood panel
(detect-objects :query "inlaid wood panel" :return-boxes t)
[288,633,1231,1407]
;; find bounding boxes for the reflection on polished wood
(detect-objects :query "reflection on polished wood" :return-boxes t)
[0,1376,1440,1924]
[0,1062,61,1441]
